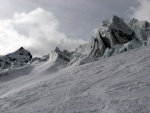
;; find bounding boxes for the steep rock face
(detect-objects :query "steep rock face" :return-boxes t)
[2,16,150,69]
[32,47,71,64]
[54,47,71,62]
[86,36,106,58]
[75,15,135,59]
[0,47,32,69]
[99,15,134,47]
[75,42,92,55]
[75,16,150,61]
[75,36,106,58]
[128,18,150,43]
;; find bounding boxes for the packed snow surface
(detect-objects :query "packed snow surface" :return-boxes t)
[0,57,66,97]
[0,45,150,113]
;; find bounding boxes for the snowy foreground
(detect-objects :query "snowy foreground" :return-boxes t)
[1,46,150,113]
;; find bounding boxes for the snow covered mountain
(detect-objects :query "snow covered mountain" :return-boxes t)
[1,15,150,70]
[0,47,32,70]
[75,15,150,59]
[128,18,150,43]
[31,47,70,63]
[0,15,150,78]
[1,15,150,113]
[1,42,150,113]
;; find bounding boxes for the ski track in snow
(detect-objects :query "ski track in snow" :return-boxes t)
[0,46,150,112]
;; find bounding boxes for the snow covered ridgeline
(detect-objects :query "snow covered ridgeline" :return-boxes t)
[0,47,32,70]
[0,15,150,73]
[1,15,150,70]
[0,47,71,75]
[1,15,150,113]
[1,45,150,113]
[75,15,150,59]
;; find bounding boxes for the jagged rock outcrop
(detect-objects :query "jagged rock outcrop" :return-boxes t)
[74,15,150,61]
[0,47,32,69]
[75,42,92,55]
[75,15,136,59]
[54,47,70,62]
[32,47,71,64]
[128,18,150,43]
[1,16,150,69]
[85,36,105,58]
[92,15,135,58]
[99,15,134,47]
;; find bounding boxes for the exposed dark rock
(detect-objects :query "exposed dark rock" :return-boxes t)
[74,15,150,60]
[0,47,33,69]
[99,15,134,48]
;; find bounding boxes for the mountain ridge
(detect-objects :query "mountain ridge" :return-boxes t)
[1,15,150,71]
[0,47,32,70]
[1,15,150,113]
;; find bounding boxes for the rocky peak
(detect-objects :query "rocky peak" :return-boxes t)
[54,47,61,53]
[19,47,25,50]
[129,18,150,28]
[101,15,134,35]
[17,47,28,53]
[75,15,149,59]
[0,47,32,69]
[109,15,124,27]
[128,18,150,42]
[88,15,135,58]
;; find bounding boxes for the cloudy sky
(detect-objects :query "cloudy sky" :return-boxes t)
[0,0,150,56]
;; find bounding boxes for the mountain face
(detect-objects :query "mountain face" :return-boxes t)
[0,47,32,69]
[99,15,134,47]
[32,47,71,63]
[1,16,150,113]
[1,39,150,113]
[1,15,150,69]
[75,15,150,59]
[128,18,150,43]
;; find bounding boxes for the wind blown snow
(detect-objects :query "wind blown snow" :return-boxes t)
[0,45,150,113]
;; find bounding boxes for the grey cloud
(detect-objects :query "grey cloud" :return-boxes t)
[130,0,150,21]
[0,8,85,56]
[0,0,146,55]
[0,0,138,40]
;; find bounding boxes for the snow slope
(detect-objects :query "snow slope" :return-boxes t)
[1,45,150,113]
[0,56,67,97]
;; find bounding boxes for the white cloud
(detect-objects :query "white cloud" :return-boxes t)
[0,8,85,56]
[130,0,150,21]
